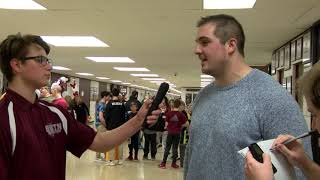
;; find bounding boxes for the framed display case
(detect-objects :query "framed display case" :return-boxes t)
[284,44,291,70]
[276,50,280,68]
[271,53,276,75]
[279,48,285,68]
[290,40,296,62]
[286,76,292,94]
[302,31,311,64]
[296,37,303,60]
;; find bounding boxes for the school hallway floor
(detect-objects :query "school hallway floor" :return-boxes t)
[66,145,184,180]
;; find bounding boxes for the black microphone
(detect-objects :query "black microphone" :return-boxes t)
[143,82,169,127]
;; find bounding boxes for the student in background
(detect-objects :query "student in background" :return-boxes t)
[51,77,68,110]
[73,95,90,124]
[39,86,53,102]
[105,88,127,165]
[159,99,186,169]
[126,102,140,161]
[179,100,190,168]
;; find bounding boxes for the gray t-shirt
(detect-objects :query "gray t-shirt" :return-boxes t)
[184,69,311,180]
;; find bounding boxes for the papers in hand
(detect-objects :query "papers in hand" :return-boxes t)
[238,139,297,180]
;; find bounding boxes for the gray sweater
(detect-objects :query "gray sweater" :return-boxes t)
[184,69,311,180]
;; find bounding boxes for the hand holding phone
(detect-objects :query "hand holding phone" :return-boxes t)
[249,143,277,174]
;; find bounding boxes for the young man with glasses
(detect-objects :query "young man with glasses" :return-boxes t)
[0,34,160,180]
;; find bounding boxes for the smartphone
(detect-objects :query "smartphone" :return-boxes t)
[249,143,277,174]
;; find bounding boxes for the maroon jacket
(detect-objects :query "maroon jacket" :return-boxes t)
[165,111,187,135]
[0,89,96,180]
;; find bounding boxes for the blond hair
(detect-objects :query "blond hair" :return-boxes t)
[298,62,320,108]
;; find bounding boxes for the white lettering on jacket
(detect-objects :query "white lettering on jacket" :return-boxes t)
[45,123,62,137]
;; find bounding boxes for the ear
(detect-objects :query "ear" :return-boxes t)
[225,38,237,55]
[10,58,23,74]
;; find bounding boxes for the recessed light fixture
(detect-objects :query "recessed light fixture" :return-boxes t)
[86,57,135,63]
[41,36,109,47]
[201,79,213,82]
[113,67,150,72]
[130,74,159,77]
[122,82,131,85]
[0,0,47,10]
[142,78,166,81]
[203,0,256,9]
[201,75,213,78]
[76,73,94,76]
[96,77,110,80]
[52,66,71,71]
[111,80,122,83]
[168,93,180,97]
[170,87,182,94]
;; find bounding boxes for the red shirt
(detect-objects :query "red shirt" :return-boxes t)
[52,97,69,110]
[0,89,96,180]
[165,111,187,134]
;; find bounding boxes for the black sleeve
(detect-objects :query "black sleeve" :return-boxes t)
[83,103,90,116]
[104,103,111,123]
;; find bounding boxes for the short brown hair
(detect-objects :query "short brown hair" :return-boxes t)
[173,99,182,108]
[298,62,320,108]
[0,33,50,81]
[197,14,245,57]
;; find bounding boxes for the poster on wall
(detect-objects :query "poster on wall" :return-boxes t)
[279,48,285,68]
[296,37,303,60]
[271,53,276,75]
[290,40,296,62]
[286,77,292,94]
[66,77,79,98]
[302,32,311,64]
[90,87,98,101]
[276,50,280,68]
[284,44,291,70]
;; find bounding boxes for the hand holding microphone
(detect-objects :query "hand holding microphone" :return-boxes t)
[141,82,169,127]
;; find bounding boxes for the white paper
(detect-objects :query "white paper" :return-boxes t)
[238,139,297,180]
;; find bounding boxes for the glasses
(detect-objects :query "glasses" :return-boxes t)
[21,56,52,66]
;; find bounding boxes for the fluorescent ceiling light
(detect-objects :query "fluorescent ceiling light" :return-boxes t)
[201,81,211,87]
[0,0,46,10]
[130,74,159,77]
[86,57,135,63]
[201,75,213,78]
[113,67,150,72]
[96,77,110,80]
[142,78,166,81]
[150,81,162,84]
[168,93,180,97]
[52,66,71,71]
[203,0,256,9]
[40,36,109,47]
[122,82,131,85]
[201,79,213,82]
[170,87,181,94]
[111,80,122,83]
[76,73,94,76]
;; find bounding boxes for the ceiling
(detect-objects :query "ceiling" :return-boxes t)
[0,0,319,90]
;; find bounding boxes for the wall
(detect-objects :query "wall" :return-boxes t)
[79,78,90,109]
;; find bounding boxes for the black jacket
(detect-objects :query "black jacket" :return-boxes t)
[104,100,126,130]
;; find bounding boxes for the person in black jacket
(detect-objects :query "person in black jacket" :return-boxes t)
[125,90,142,112]
[73,95,90,124]
[126,102,140,161]
[104,88,126,165]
